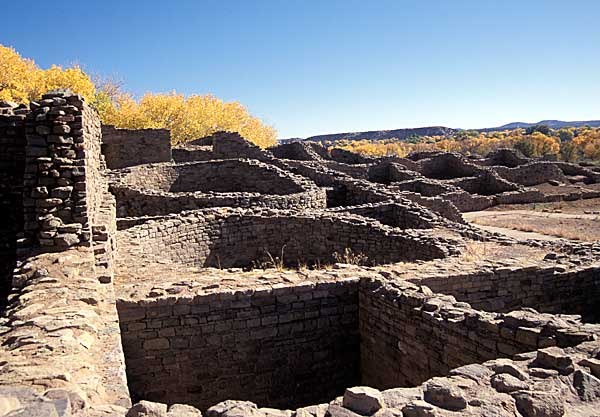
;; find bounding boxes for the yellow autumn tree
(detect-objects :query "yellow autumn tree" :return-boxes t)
[574,129,600,160]
[0,45,42,103]
[0,44,277,148]
[0,44,96,104]
[103,92,277,147]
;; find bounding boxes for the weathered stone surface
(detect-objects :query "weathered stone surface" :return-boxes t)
[423,378,467,411]
[126,401,168,417]
[512,391,564,417]
[381,387,422,409]
[401,400,438,417]
[491,373,529,393]
[324,404,362,417]
[573,370,600,401]
[342,386,385,415]
[535,347,574,374]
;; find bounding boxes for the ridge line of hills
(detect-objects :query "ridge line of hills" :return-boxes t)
[281,119,600,143]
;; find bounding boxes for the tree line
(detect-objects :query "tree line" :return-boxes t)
[0,44,276,148]
[335,126,600,162]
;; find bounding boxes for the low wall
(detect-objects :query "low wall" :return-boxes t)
[359,277,597,389]
[117,280,360,410]
[111,186,327,218]
[116,160,305,194]
[327,201,441,229]
[101,125,172,169]
[409,263,600,322]
[110,160,327,217]
[119,209,455,268]
[172,147,214,163]
[494,162,569,186]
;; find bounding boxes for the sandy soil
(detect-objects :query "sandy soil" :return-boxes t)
[465,197,600,241]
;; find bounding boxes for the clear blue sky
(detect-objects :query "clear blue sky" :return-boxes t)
[2,0,600,138]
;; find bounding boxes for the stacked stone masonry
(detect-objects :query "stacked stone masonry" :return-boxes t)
[101,125,172,169]
[1,98,600,417]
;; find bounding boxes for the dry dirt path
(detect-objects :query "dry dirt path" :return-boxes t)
[464,210,600,241]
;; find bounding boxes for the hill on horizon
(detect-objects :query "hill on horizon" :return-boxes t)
[282,119,600,143]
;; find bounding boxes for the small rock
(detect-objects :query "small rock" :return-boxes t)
[402,400,438,417]
[206,400,260,417]
[325,404,361,417]
[342,386,385,415]
[535,347,574,375]
[127,401,168,417]
[528,368,559,378]
[423,378,467,411]
[166,404,202,417]
[512,391,564,417]
[381,387,422,409]
[490,361,529,381]
[572,370,600,401]
[491,373,529,393]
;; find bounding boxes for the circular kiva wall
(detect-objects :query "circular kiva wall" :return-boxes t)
[110,160,326,217]
[119,208,456,269]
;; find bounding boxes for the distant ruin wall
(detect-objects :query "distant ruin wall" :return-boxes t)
[212,132,273,162]
[494,162,569,186]
[117,280,360,410]
[101,125,172,169]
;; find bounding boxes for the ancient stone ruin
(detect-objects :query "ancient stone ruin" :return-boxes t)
[1,93,599,417]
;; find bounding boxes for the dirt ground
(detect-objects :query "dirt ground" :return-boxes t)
[465,197,600,242]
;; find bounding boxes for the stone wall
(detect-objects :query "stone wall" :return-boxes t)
[22,92,103,251]
[117,279,360,411]
[0,103,27,304]
[269,141,325,161]
[119,209,456,268]
[494,162,569,186]
[115,160,306,194]
[359,277,598,389]
[212,131,274,162]
[330,148,377,165]
[172,146,214,163]
[410,263,600,322]
[111,186,327,218]
[326,201,442,229]
[110,160,327,217]
[101,125,172,169]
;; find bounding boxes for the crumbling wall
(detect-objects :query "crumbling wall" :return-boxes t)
[117,280,360,410]
[410,263,600,322]
[327,201,442,229]
[269,141,325,161]
[172,146,214,163]
[212,132,274,161]
[110,160,327,217]
[116,160,306,194]
[359,277,597,389]
[494,162,569,186]
[330,147,377,165]
[101,125,172,169]
[480,148,529,167]
[418,153,482,179]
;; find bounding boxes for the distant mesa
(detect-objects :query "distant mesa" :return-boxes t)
[282,119,600,143]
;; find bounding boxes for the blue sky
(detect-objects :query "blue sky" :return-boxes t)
[2,0,599,138]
